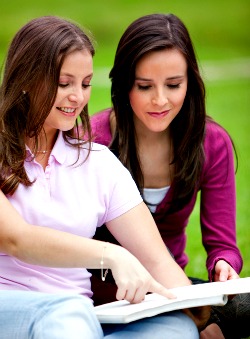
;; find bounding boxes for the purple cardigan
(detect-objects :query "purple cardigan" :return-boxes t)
[90,108,243,279]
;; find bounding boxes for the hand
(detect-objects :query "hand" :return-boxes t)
[183,306,211,331]
[200,323,225,339]
[213,260,239,282]
[108,245,176,304]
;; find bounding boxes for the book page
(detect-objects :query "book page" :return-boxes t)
[95,277,250,324]
[170,277,250,300]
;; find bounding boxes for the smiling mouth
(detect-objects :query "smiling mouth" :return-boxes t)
[57,107,77,117]
[148,110,170,117]
[57,107,76,113]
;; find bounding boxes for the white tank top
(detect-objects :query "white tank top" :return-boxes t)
[143,186,170,213]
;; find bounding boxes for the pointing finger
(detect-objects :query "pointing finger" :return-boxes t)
[149,280,176,299]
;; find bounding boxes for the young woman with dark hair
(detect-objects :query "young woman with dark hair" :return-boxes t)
[90,13,250,338]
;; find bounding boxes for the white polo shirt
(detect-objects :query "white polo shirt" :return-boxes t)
[0,132,142,297]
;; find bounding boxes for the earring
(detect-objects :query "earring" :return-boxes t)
[22,90,26,95]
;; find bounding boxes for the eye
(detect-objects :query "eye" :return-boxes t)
[137,84,151,90]
[82,83,92,89]
[167,84,180,89]
[59,83,69,88]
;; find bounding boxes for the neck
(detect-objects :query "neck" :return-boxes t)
[26,129,59,155]
[36,149,52,154]
[136,126,170,148]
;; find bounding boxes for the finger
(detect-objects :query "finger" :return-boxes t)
[127,287,146,304]
[228,271,239,280]
[123,287,137,303]
[149,280,176,299]
[218,269,228,282]
[118,286,147,304]
[116,286,127,301]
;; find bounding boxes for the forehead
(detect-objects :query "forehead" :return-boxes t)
[135,48,187,76]
[60,49,93,75]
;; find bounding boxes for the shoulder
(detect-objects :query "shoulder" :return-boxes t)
[87,142,127,173]
[90,108,113,146]
[202,119,235,176]
[204,119,233,153]
[90,108,112,127]
[85,143,141,205]
[62,138,117,170]
[64,141,133,186]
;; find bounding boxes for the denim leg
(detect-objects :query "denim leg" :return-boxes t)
[0,290,103,339]
[102,311,199,339]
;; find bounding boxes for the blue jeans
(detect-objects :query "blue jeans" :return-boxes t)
[0,290,199,338]
[102,311,199,338]
[0,291,103,339]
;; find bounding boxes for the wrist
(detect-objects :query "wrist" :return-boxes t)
[100,243,109,281]
[104,243,130,271]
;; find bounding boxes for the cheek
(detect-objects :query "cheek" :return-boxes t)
[84,89,92,105]
[128,90,135,105]
[173,88,187,107]
[129,90,144,112]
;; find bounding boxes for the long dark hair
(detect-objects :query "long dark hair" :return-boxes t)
[109,13,206,210]
[0,16,95,195]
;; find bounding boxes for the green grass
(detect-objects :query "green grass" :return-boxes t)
[0,0,249,279]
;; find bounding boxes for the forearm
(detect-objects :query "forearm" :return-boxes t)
[201,124,243,279]
[107,202,191,288]
[3,221,121,269]
[0,190,118,268]
[146,256,191,288]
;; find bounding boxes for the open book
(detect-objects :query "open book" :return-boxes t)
[94,277,250,324]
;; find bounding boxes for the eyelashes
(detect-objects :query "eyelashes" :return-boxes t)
[167,84,180,89]
[82,84,92,89]
[137,84,180,91]
[58,83,92,89]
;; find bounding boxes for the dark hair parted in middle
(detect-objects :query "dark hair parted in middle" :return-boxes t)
[109,13,206,210]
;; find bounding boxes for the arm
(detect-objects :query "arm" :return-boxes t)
[107,201,191,291]
[200,122,242,280]
[107,202,211,329]
[0,190,111,268]
[0,190,174,303]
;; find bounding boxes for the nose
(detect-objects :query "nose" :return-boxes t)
[152,89,168,106]
[68,88,84,103]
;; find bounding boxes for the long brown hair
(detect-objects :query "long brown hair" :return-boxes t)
[0,16,95,195]
[109,13,206,210]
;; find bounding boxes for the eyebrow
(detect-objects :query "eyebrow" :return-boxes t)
[60,73,74,78]
[60,72,93,79]
[135,75,185,81]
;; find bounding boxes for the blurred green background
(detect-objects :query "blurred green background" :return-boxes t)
[1,0,250,279]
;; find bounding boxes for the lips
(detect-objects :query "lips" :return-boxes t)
[148,110,170,118]
[57,107,76,116]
